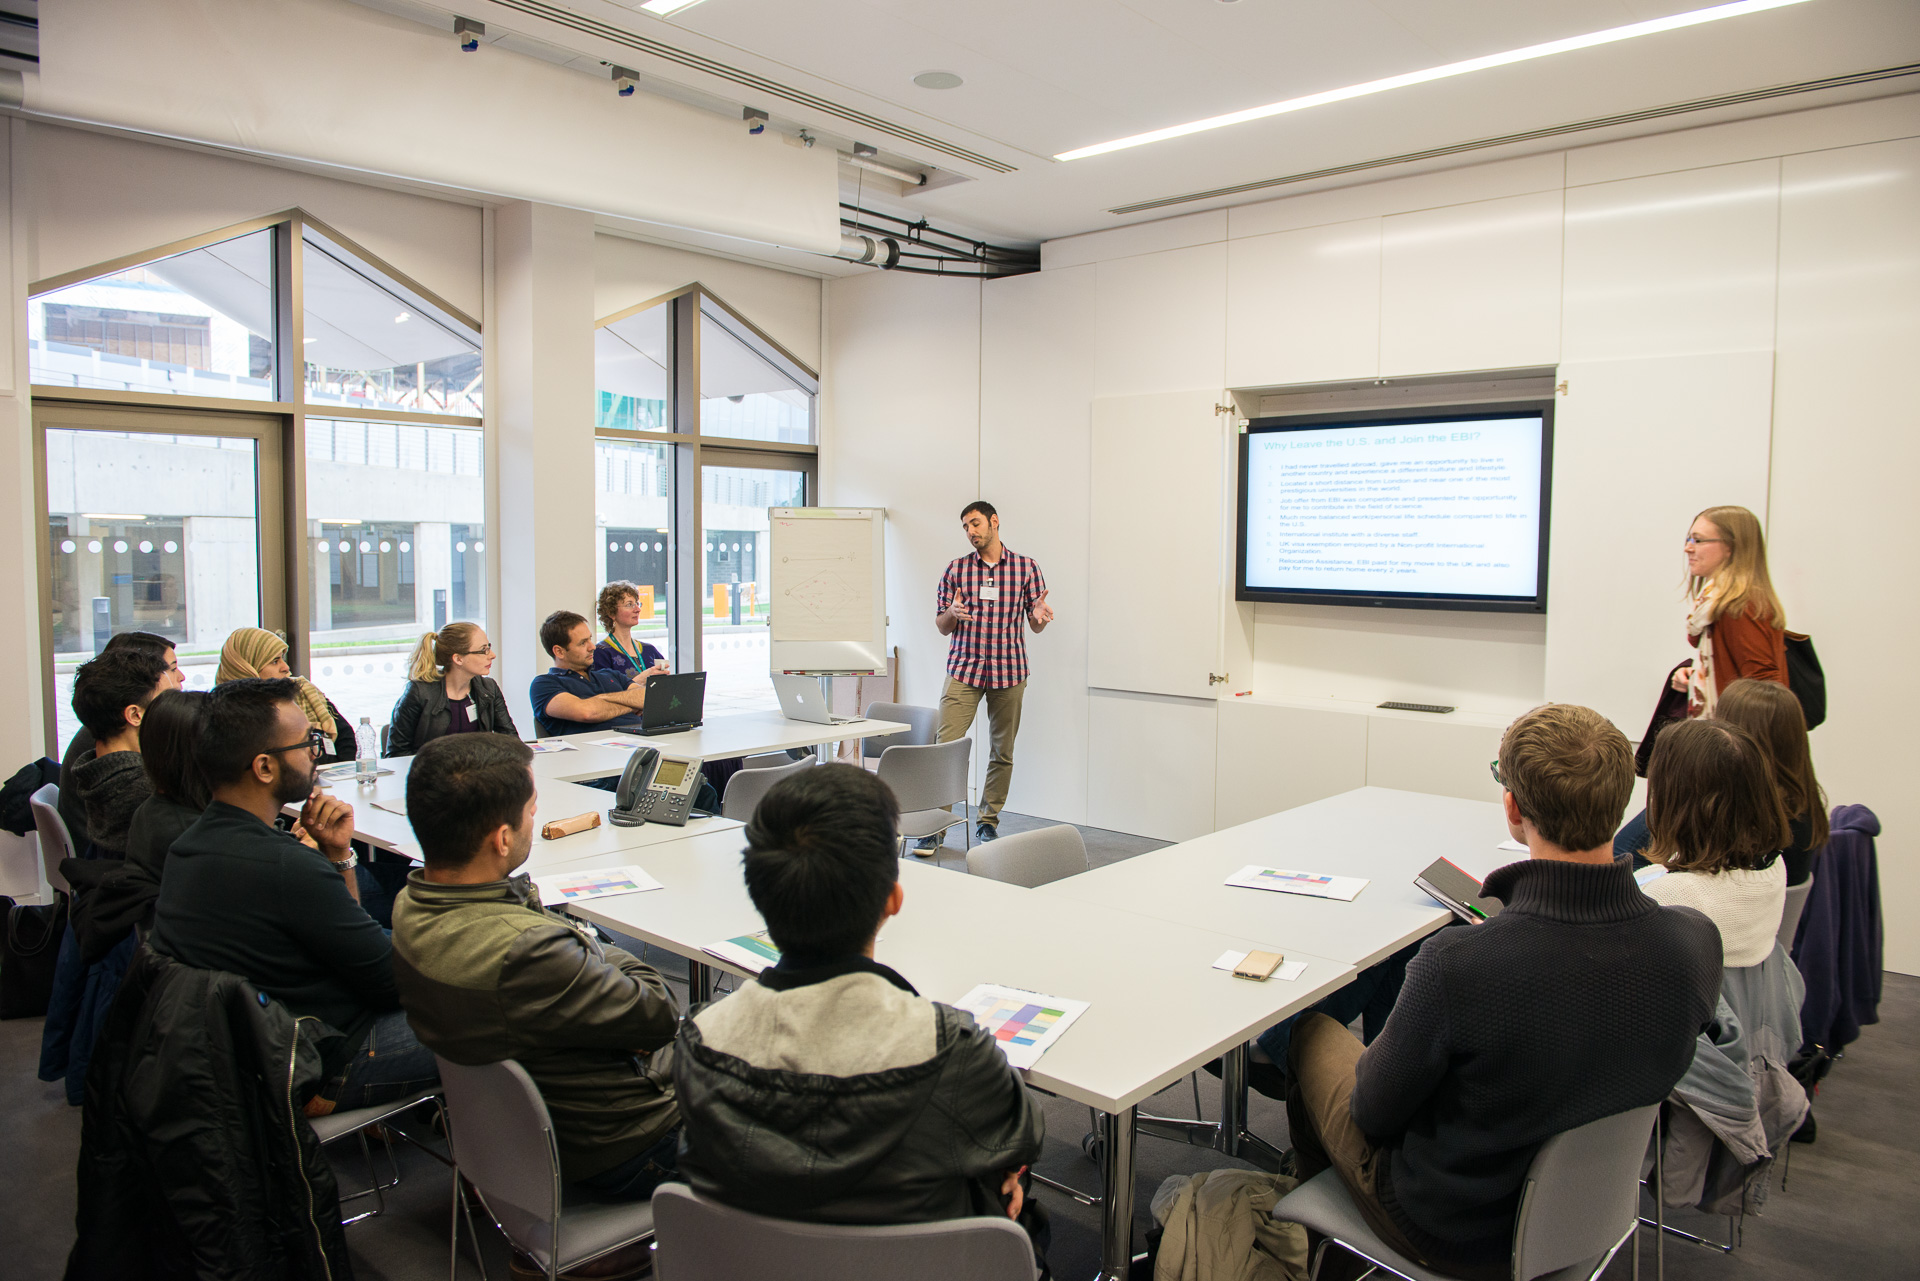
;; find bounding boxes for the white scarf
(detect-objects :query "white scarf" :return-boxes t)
[1686,585,1719,718]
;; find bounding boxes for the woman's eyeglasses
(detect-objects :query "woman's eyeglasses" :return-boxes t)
[1683,536,1726,548]
[462,644,494,656]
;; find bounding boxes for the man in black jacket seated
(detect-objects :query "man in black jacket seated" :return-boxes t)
[673,763,1046,1248]
[1283,704,1722,1280]
[150,678,439,1114]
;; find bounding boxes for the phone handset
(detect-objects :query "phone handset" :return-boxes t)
[608,747,702,828]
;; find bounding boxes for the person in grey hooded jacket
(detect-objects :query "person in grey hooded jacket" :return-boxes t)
[673,764,1046,1244]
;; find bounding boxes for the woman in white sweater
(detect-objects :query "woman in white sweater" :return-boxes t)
[1639,716,1791,967]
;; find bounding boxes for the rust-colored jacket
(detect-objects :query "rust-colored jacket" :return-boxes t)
[1695,607,1787,696]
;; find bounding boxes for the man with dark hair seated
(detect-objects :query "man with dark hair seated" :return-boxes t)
[391,734,681,1281]
[1279,704,1723,1280]
[528,610,655,739]
[60,630,183,853]
[150,678,438,1116]
[66,647,173,858]
[673,763,1046,1253]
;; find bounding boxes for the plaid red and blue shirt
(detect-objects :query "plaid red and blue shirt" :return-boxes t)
[936,546,1047,689]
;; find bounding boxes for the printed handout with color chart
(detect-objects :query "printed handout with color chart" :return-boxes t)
[530,865,663,904]
[1224,865,1369,902]
[953,984,1091,1071]
[527,740,579,754]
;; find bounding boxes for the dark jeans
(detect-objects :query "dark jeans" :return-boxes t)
[324,1008,441,1112]
[571,1126,682,1203]
[1255,939,1421,1066]
[1613,808,1652,870]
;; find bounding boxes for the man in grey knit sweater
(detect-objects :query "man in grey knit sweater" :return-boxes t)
[1283,705,1722,1279]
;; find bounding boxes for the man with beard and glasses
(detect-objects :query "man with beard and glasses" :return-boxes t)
[150,679,438,1115]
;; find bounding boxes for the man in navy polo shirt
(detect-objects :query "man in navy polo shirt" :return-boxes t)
[529,610,653,739]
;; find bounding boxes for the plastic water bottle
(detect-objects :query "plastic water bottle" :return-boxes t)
[355,716,378,781]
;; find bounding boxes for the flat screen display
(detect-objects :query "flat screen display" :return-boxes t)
[652,759,690,789]
[1237,404,1552,612]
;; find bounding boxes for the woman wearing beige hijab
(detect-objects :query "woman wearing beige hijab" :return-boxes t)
[216,628,351,763]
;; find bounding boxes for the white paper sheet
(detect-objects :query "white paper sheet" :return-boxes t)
[952,983,1091,1071]
[532,864,663,904]
[1496,838,1528,852]
[1223,865,1369,902]
[527,740,579,754]
[1210,951,1310,982]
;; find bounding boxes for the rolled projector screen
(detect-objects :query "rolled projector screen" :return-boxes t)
[1236,406,1552,612]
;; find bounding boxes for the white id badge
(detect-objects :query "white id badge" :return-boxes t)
[978,583,1001,602]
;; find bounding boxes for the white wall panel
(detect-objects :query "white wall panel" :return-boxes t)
[1562,160,1781,362]
[981,266,1097,825]
[1213,699,1368,830]
[26,123,484,318]
[1565,94,1920,189]
[1044,209,1227,271]
[1770,136,1920,975]
[1087,690,1217,842]
[1250,605,1545,719]
[1093,243,1226,397]
[823,272,981,711]
[1226,153,1567,240]
[1379,190,1563,375]
[1541,352,1775,736]
[1365,714,1506,805]
[1225,220,1380,388]
[1088,392,1225,700]
[594,234,822,370]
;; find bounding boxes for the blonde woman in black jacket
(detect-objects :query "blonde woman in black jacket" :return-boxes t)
[386,622,520,756]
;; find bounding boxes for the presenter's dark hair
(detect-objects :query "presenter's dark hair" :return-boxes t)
[1646,717,1791,874]
[960,501,997,522]
[102,630,175,658]
[71,648,172,741]
[742,763,899,961]
[540,610,589,660]
[407,735,536,869]
[1497,704,1633,853]
[140,690,211,809]
[195,678,300,786]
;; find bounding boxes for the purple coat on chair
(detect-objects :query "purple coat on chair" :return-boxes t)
[1791,804,1882,1054]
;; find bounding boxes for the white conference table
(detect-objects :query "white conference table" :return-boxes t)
[568,826,1356,1281]
[1038,787,1515,970]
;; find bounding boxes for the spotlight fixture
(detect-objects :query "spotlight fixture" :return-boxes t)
[743,107,769,136]
[453,17,484,52]
[641,0,710,15]
[611,64,639,97]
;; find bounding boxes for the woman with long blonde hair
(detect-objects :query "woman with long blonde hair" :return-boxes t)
[1673,505,1788,718]
[386,621,520,755]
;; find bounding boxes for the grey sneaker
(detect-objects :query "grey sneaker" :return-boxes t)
[975,822,998,843]
[912,837,941,856]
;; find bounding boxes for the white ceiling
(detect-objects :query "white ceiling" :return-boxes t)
[560,0,1920,244]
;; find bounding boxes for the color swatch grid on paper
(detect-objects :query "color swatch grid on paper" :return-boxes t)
[551,873,643,900]
[1224,864,1369,901]
[975,996,1064,1047]
[530,864,664,906]
[1256,870,1332,889]
[953,983,1090,1071]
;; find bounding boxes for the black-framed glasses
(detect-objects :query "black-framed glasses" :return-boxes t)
[263,729,326,758]
[462,644,494,656]
[1683,535,1726,548]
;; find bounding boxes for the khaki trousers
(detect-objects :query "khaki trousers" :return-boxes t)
[936,677,1025,829]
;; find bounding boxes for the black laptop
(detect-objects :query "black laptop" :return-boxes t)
[637,671,706,736]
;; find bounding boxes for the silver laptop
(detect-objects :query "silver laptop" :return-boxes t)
[773,673,855,725]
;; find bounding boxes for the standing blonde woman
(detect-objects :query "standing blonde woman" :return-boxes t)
[386,622,519,755]
[216,627,352,763]
[1674,505,1788,718]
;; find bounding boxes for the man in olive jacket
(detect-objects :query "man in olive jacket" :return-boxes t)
[390,735,682,1207]
[673,764,1045,1247]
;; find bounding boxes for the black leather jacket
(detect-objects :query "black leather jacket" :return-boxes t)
[386,675,520,756]
[672,956,1044,1225]
[66,947,352,1281]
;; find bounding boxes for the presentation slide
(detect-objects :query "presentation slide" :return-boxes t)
[1243,415,1545,602]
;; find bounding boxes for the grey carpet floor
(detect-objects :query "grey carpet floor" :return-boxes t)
[5,812,1915,1279]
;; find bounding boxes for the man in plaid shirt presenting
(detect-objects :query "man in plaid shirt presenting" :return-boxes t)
[924,501,1054,852]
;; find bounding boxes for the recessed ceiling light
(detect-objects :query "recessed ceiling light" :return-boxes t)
[1056,0,1813,161]
[913,71,964,90]
[641,0,710,16]
[395,312,410,324]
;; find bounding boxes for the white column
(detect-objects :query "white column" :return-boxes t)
[0,120,42,756]
[414,521,452,626]
[183,516,261,645]
[494,202,596,726]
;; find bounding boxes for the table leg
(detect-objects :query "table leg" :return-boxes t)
[1219,1043,1248,1159]
[690,961,715,1005]
[1096,1105,1137,1281]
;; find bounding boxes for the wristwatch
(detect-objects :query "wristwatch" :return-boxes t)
[328,851,359,873]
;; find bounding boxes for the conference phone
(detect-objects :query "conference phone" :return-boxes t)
[608,746,703,828]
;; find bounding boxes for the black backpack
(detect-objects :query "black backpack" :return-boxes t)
[1784,632,1826,730]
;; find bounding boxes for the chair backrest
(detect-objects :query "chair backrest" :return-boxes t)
[966,824,1088,888]
[652,1183,1036,1281]
[861,702,939,759]
[1510,1103,1659,1281]
[721,755,815,822]
[875,739,971,814]
[1777,872,1815,950]
[434,1057,562,1250]
[29,784,73,895]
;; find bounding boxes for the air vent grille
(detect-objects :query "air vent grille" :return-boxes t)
[488,0,1016,173]
[1109,63,1920,216]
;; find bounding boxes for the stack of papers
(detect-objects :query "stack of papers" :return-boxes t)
[952,983,1090,1071]
[532,865,664,904]
[527,741,578,755]
[1224,866,1369,902]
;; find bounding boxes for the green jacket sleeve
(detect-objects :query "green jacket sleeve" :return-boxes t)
[497,922,680,1053]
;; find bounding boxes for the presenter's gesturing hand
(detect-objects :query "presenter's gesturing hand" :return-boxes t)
[1027,589,1054,633]
[937,593,974,636]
